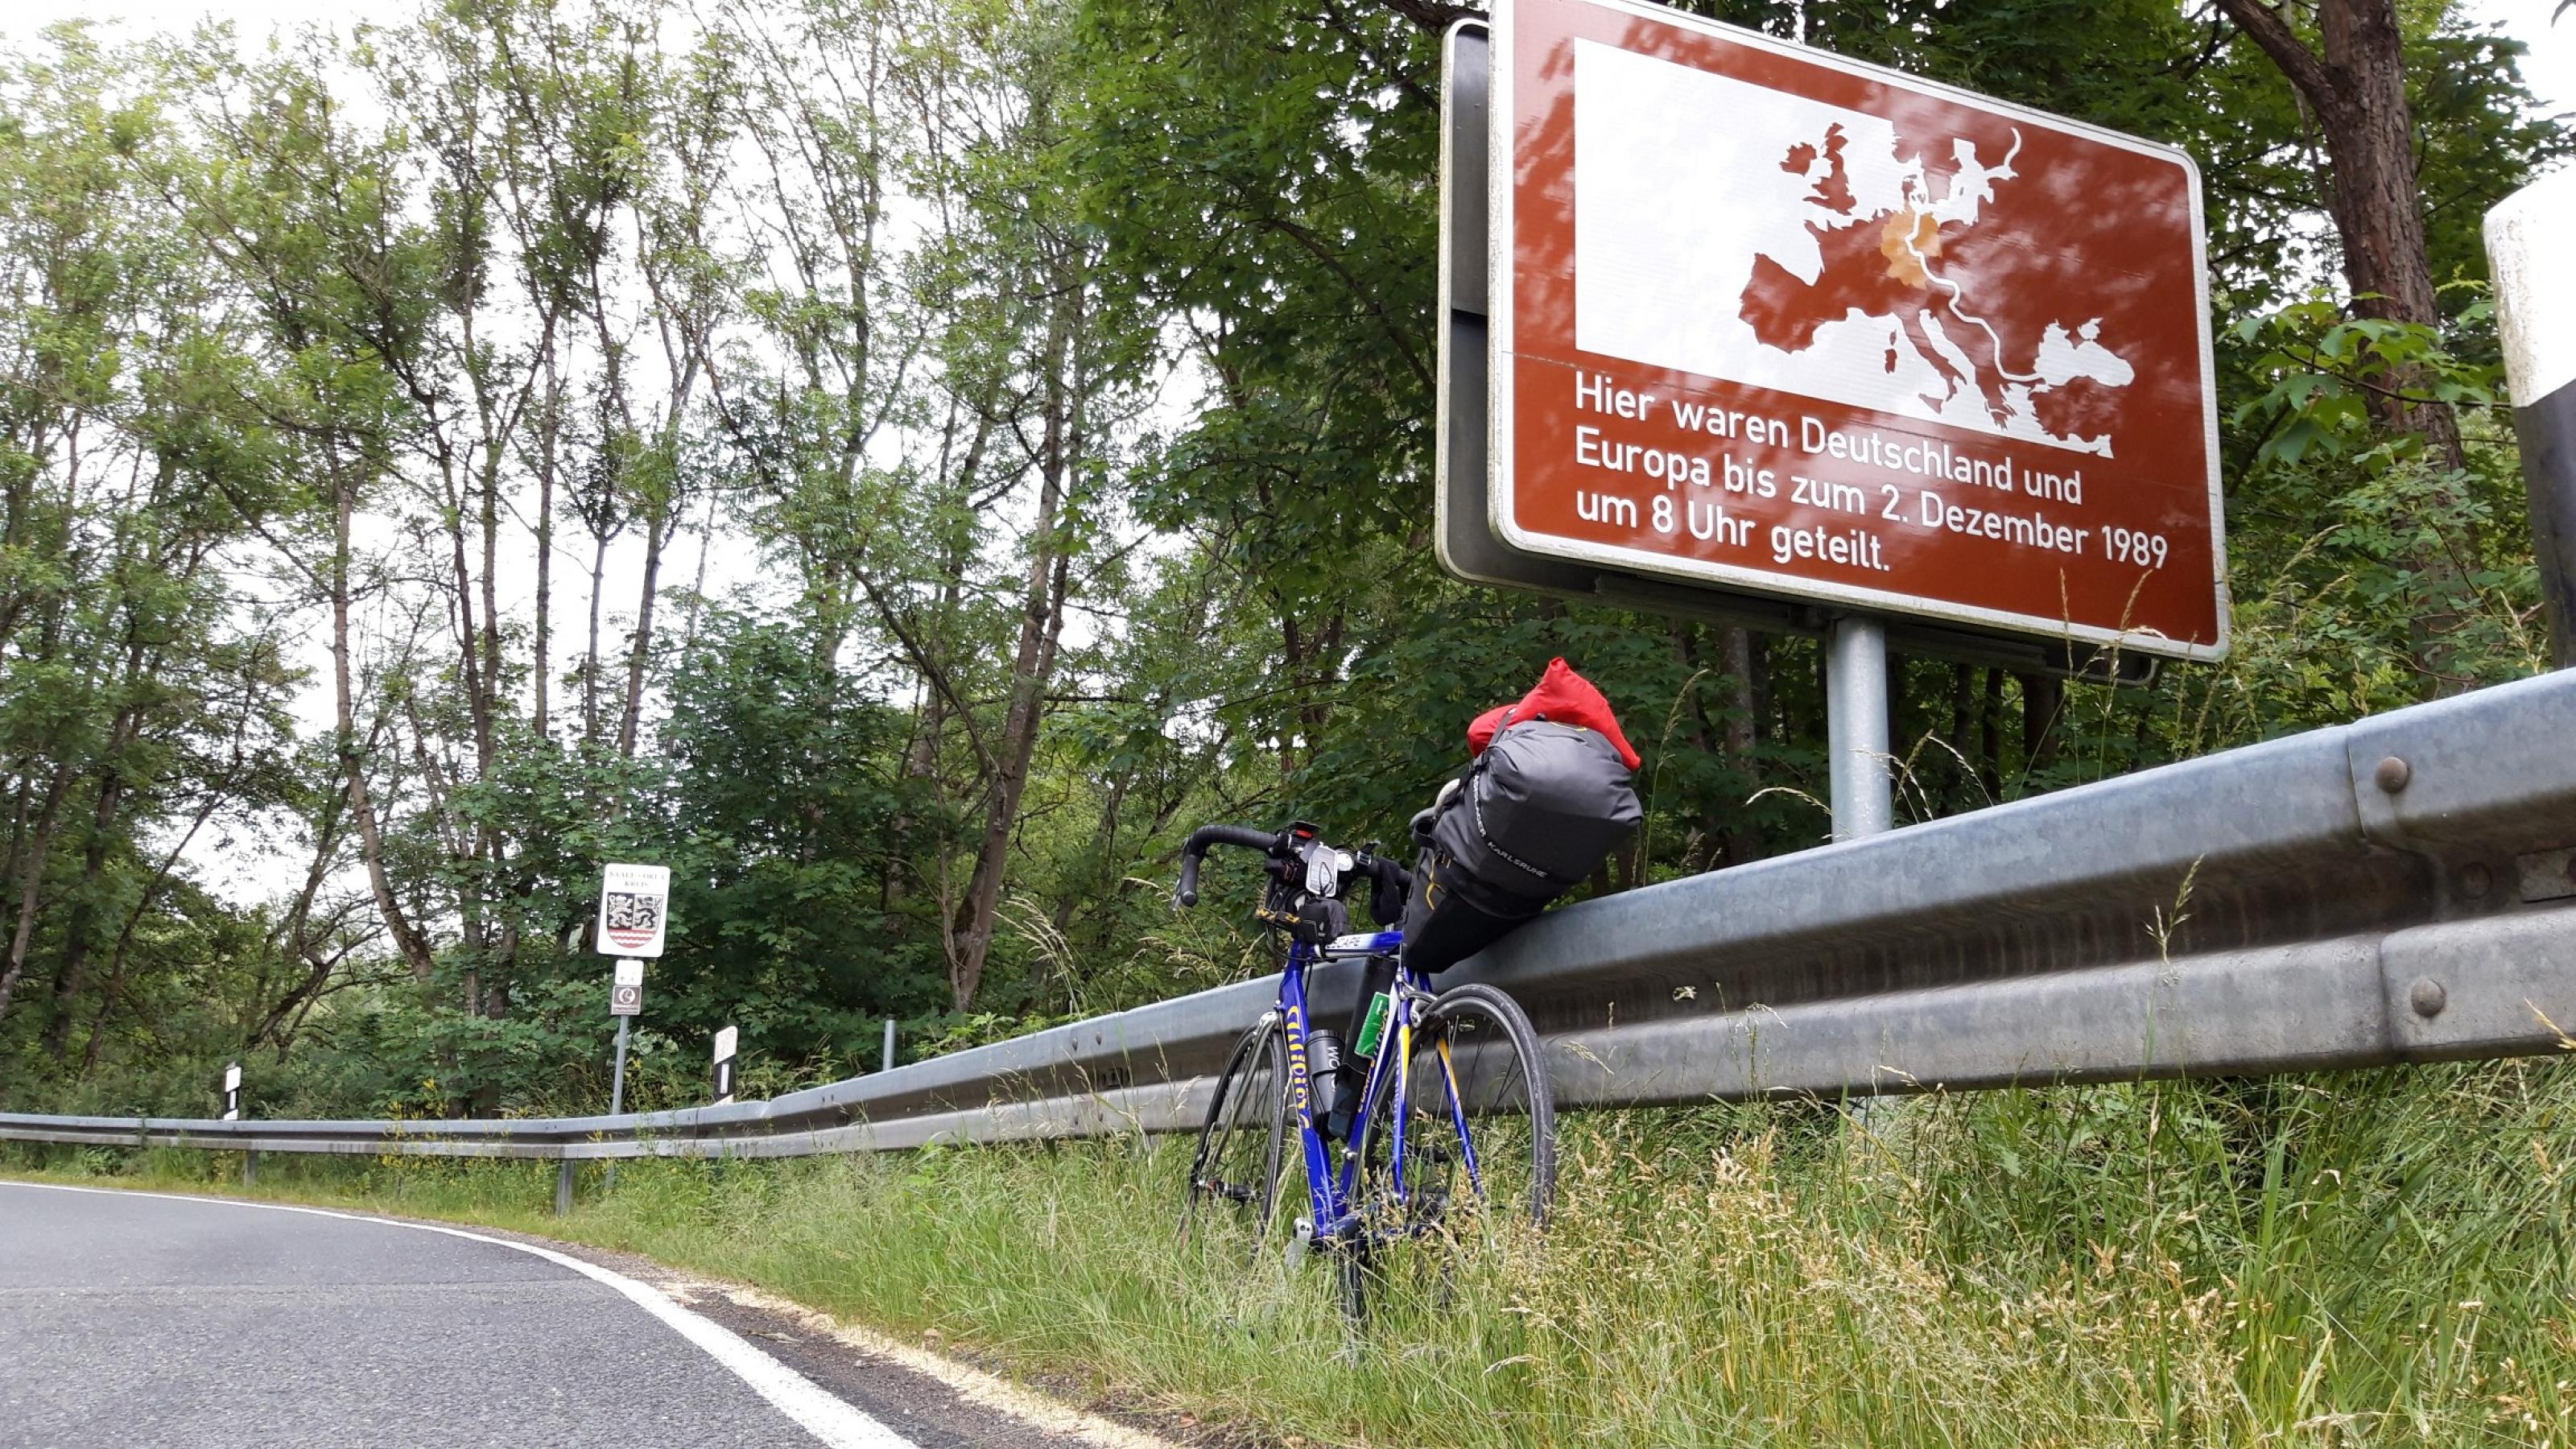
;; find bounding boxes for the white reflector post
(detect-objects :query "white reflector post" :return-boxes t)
[712,1025,739,1105]
[2487,167,2576,668]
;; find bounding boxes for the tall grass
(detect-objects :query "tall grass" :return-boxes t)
[11,1059,2574,1447]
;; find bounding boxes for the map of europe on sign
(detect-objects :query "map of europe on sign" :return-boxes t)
[1491,0,2227,657]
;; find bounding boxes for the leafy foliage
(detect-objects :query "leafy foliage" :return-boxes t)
[0,0,2562,1125]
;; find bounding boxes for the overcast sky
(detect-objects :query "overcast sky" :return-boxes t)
[10,0,2574,118]
[8,0,2574,107]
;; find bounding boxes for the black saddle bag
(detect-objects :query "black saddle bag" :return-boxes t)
[1401,720,1641,975]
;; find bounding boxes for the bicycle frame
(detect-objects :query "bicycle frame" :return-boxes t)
[1274,931,1480,1244]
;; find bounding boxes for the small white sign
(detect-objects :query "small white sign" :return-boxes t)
[597,863,672,958]
[609,956,644,1017]
[224,1063,242,1093]
[712,1026,738,1063]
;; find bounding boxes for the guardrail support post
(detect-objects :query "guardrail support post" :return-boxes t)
[2486,168,2576,669]
[242,1150,257,1187]
[555,1158,576,1216]
[1826,614,1894,840]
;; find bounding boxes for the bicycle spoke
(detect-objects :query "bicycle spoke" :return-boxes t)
[1183,1021,1290,1257]
[1352,984,1557,1253]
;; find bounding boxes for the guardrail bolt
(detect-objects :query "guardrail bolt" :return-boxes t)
[2457,861,2493,898]
[2376,755,2413,793]
[2409,976,2448,1018]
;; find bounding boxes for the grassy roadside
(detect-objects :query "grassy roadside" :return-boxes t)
[10,1060,2575,1447]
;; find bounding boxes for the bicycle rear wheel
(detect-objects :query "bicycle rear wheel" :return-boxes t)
[1352,982,1557,1241]
[1181,1018,1290,1253]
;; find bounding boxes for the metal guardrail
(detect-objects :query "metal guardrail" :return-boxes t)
[7,669,2575,1176]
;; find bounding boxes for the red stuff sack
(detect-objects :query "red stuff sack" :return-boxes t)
[1465,657,1642,769]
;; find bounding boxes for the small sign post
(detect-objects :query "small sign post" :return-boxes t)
[607,959,643,1120]
[711,1025,738,1105]
[596,864,670,1189]
[221,1061,242,1122]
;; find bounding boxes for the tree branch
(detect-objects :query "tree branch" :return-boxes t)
[2212,0,2339,113]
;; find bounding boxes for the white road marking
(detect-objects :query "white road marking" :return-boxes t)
[696,1279,1183,1449]
[3,1182,919,1449]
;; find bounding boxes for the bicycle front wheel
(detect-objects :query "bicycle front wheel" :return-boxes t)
[1352,981,1557,1239]
[1181,1018,1290,1252]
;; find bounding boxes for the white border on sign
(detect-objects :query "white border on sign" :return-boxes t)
[1486,0,2231,661]
[597,862,672,959]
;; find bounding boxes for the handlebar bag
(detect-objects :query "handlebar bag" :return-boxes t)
[1402,718,1641,975]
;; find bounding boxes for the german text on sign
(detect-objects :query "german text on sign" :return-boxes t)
[1488,0,2227,658]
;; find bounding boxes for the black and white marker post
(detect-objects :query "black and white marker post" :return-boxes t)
[221,1061,256,1185]
[711,1024,738,1105]
[2487,167,2576,669]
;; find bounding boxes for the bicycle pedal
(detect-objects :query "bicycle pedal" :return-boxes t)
[1286,1218,1317,1270]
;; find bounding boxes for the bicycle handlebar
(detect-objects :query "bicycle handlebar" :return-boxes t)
[1176,822,1412,925]
[1176,824,1279,906]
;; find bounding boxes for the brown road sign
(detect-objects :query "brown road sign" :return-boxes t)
[1487,0,2227,658]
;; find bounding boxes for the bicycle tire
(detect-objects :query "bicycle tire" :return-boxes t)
[1350,981,1558,1236]
[1180,1018,1290,1251]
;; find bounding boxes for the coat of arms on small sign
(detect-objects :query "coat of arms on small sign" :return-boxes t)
[595,863,672,958]
[601,892,662,950]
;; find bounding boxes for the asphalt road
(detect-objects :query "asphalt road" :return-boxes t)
[0,1182,1166,1449]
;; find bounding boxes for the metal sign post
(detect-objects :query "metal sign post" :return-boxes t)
[221,1062,242,1122]
[594,862,667,1191]
[1825,616,1894,839]
[608,959,643,1115]
[711,1025,738,1105]
[881,1017,896,1073]
[604,958,642,1191]
[2486,168,2576,670]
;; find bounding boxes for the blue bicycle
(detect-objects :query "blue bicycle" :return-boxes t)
[1176,820,1557,1315]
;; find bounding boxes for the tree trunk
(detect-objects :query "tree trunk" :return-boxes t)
[330,461,436,980]
[584,530,610,746]
[1947,662,1975,799]
[1978,667,2004,798]
[617,507,667,758]
[533,342,559,741]
[947,301,1080,1011]
[2018,671,2063,777]
[1717,625,1763,866]
[0,759,77,1026]
[2215,0,2471,689]
[80,780,229,1078]
[39,768,127,1056]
